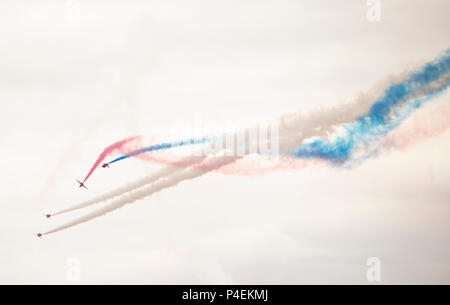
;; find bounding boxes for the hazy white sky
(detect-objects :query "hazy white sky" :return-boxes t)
[0,0,449,284]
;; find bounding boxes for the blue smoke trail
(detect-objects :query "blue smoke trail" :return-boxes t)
[291,49,450,164]
[108,136,213,164]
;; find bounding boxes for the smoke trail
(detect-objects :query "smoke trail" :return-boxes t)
[291,50,450,163]
[108,136,214,164]
[354,99,450,161]
[51,155,207,216]
[43,156,237,235]
[82,136,141,183]
[383,101,450,151]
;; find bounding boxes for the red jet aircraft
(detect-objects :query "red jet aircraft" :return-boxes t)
[76,179,88,189]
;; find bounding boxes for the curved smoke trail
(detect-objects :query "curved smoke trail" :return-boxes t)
[82,136,140,183]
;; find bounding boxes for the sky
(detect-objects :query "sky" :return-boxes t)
[0,0,449,284]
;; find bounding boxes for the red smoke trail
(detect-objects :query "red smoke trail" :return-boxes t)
[382,102,450,151]
[82,136,141,183]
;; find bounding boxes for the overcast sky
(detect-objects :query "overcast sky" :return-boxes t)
[0,0,449,284]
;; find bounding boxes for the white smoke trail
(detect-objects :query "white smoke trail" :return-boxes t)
[43,156,238,235]
[51,155,207,216]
